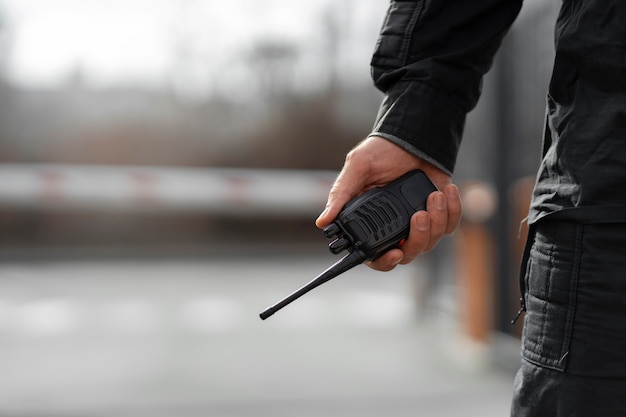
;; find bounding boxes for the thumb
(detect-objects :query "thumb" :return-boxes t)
[315,167,367,229]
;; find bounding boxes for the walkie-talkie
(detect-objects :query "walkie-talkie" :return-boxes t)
[259,169,437,320]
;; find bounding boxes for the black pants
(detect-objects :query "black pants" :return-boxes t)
[511,220,626,416]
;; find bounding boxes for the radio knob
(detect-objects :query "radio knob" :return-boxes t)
[323,223,341,238]
[329,238,350,254]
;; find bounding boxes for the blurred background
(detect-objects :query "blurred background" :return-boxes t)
[0,1,560,416]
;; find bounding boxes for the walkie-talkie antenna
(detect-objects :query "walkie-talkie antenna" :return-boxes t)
[259,170,437,322]
[259,250,365,320]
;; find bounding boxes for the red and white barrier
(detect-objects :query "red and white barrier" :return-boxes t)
[0,164,338,217]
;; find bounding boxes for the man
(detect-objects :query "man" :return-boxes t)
[316,1,626,416]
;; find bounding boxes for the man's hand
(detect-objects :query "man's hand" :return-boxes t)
[315,136,462,271]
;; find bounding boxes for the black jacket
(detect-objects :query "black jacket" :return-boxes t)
[370,0,626,224]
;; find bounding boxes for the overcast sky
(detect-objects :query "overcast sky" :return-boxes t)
[0,0,387,96]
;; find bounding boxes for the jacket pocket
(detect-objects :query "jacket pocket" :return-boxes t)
[520,220,582,372]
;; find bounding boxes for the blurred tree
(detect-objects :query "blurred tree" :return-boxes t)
[166,0,211,101]
[321,0,351,94]
[248,38,298,102]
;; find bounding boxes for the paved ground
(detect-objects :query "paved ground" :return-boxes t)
[0,250,518,417]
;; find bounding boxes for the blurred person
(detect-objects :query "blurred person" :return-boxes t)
[315,1,626,416]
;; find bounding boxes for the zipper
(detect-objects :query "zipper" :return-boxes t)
[511,220,534,325]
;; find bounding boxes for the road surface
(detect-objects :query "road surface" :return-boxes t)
[0,250,517,416]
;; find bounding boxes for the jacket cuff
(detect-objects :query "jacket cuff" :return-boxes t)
[370,80,466,174]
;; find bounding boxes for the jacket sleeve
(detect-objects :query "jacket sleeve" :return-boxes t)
[370,0,523,174]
